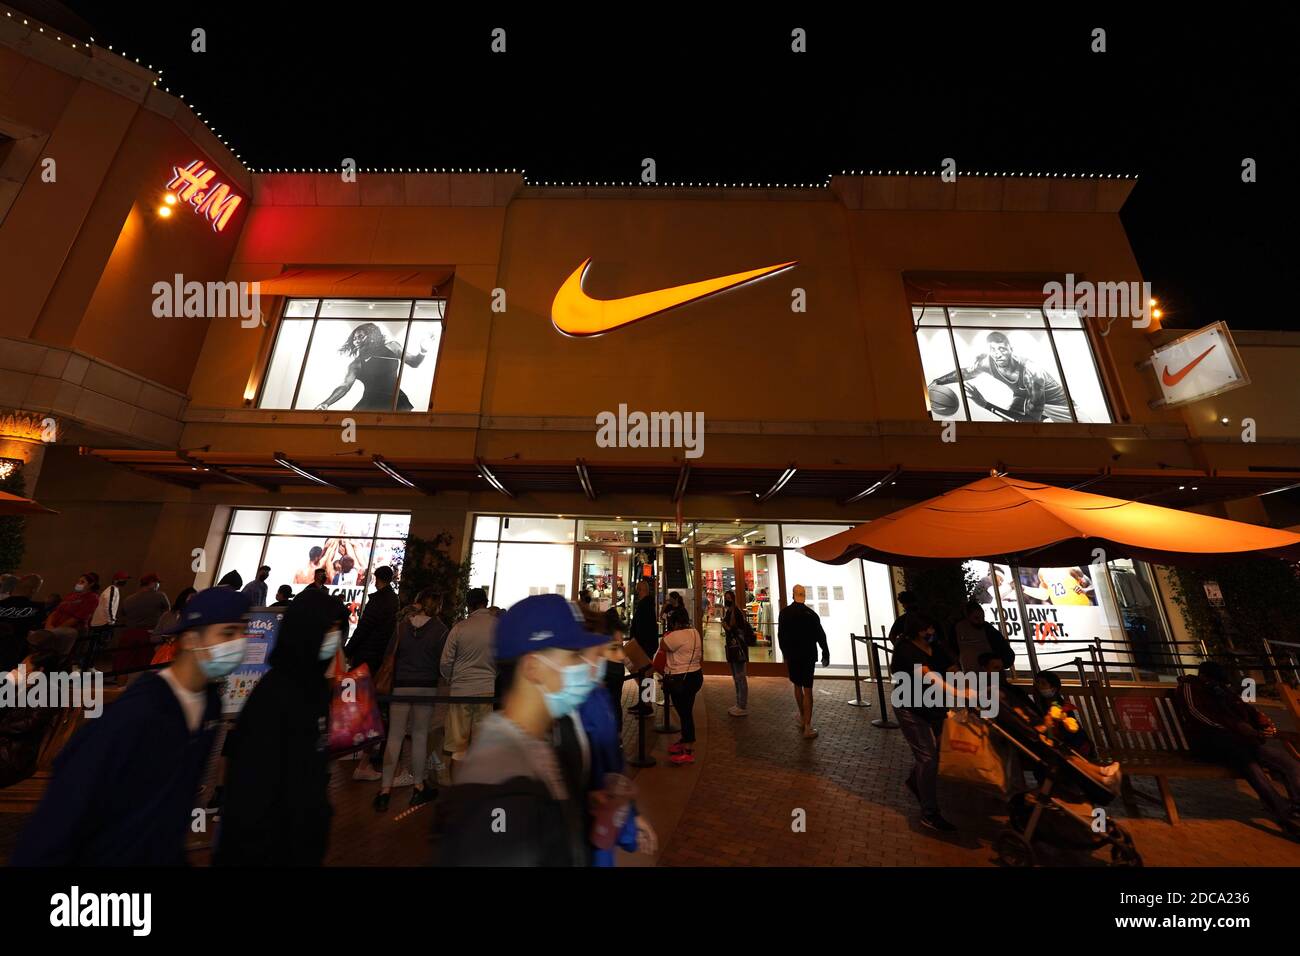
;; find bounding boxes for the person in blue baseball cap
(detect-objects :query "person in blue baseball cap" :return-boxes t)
[12,587,252,866]
[433,594,606,866]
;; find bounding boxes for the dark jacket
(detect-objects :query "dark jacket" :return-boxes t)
[394,614,449,686]
[0,668,60,789]
[1174,675,1274,749]
[777,602,829,664]
[11,671,221,866]
[983,621,1016,670]
[432,712,588,867]
[630,595,659,657]
[0,597,45,669]
[345,585,398,673]
[214,589,341,866]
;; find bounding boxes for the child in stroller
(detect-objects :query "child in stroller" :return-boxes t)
[987,673,1141,867]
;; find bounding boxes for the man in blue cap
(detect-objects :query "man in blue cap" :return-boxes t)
[433,593,607,866]
[12,587,252,865]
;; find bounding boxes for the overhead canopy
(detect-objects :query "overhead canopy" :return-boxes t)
[902,271,1063,307]
[801,475,1300,568]
[0,490,57,516]
[254,267,454,298]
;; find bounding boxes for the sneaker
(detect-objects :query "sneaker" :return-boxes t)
[392,771,416,788]
[728,706,748,717]
[408,785,436,808]
[802,727,819,739]
[667,741,687,755]
[669,750,695,766]
[920,813,957,833]
[352,763,382,782]
[372,791,391,813]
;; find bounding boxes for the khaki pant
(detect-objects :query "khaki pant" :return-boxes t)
[444,701,492,755]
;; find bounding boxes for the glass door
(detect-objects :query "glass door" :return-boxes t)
[696,547,785,663]
[577,547,630,626]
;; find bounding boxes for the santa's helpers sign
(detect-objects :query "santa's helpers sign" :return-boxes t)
[1147,321,1249,407]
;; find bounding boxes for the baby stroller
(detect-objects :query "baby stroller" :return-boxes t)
[986,685,1142,867]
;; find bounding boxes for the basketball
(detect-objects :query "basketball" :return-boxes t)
[928,384,961,417]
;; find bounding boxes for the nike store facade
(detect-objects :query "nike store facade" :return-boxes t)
[6,29,1300,677]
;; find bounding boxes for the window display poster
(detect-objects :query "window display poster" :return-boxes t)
[221,608,282,716]
[967,560,1103,644]
[832,586,844,601]
[917,318,1111,424]
[817,586,828,601]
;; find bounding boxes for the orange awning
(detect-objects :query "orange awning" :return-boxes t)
[254,267,454,298]
[0,490,57,516]
[801,475,1300,567]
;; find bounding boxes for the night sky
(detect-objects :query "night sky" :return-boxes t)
[29,3,1300,332]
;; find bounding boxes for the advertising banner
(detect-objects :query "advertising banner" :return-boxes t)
[221,608,283,716]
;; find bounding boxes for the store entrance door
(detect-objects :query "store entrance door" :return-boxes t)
[695,547,785,663]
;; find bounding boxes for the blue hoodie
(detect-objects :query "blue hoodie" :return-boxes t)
[577,679,639,866]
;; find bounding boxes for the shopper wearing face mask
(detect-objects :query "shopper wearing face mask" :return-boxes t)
[373,587,448,812]
[11,588,252,865]
[44,571,100,633]
[889,613,960,833]
[561,608,658,866]
[433,594,607,866]
[118,573,171,631]
[214,587,346,866]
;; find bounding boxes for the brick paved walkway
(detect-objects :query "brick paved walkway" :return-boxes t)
[652,676,1300,867]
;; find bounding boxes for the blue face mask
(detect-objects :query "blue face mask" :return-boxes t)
[198,637,248,680]
[537,655,597,719]
[593,657,608,684]
[319,628,342,661]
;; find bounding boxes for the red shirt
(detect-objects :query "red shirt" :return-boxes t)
[46,590,100,629]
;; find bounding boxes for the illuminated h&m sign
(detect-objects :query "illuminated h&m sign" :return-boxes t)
[165,160,243,232]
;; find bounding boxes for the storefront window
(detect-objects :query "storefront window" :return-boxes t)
[965,559,1173,678]
[913,305,1111,423]
[492,543,575,608]
[258,298,445,412]
[216,508,411,625]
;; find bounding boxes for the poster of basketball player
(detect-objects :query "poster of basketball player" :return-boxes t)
[968,560,1106,653]
[916,324,1111,424]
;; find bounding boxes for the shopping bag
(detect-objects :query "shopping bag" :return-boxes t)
[328,650,384,756]
[621,639,651,673]
[938,709,1014,795]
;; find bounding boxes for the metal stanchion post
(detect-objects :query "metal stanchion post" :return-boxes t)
[870,626,898,729]
[654,671,678,734]
[627,673,656,768]
[846,629,870,707]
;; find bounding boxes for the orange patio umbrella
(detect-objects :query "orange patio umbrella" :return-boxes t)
[0,490,57,516]
[801,475,1300,568]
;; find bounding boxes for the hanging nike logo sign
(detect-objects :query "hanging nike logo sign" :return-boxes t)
[551,258,797,336]
[1161,344,1217,387]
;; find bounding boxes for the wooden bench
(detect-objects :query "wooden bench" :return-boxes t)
[1055,681,1300,825]
[0,685,126,813]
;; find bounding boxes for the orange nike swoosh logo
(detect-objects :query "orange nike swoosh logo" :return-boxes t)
[551,259,797,336]
[1161,344,1217,387]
